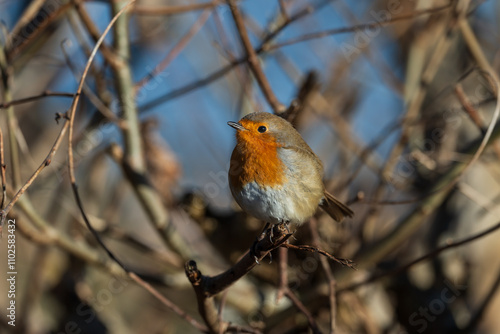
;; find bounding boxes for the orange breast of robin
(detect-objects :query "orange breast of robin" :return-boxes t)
[229,123,287,191]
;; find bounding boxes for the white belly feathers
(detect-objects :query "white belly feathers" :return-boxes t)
[233,181,318,225]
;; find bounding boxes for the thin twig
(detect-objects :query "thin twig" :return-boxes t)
[72,0,122,68]
[133,0,222,15]
[0,116,69,227]
[281,243,356,269]
[335,119,403,192]
[211,7,260,112]
[310,218,336,334]
[103,226,183,268]
[340,220,500,292]
[129,272,208,332]
[0,91,75,109]
[284,288,322,334]
[0,38,21,189]
[227,0,285,113]
[455,83,485,132]
[276,247,288,303]
[66,5,112,109]
[134,8,212,91]
[278,0,288,21]
[60,40,126,127]
[454,81,500,159]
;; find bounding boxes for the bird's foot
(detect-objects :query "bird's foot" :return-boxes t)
[268,225,274,243]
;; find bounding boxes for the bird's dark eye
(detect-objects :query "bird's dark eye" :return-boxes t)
[257,126,267,133]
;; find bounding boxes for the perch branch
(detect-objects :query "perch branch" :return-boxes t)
[186,224,292,333]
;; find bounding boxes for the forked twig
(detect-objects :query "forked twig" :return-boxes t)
[281,243,356,269]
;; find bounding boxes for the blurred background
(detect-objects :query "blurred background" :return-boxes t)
[1,0,500,333]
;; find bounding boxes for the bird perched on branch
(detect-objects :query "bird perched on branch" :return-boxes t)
[228,112,353,227]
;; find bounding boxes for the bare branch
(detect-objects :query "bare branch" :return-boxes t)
[133,0,222,16]
[265,3,454,50]
[281,243,356,269]
[227,0,285,114]
[135,8,212,92]
[0,91,75,109]
[186,224,291,332]
[276,247,288,303]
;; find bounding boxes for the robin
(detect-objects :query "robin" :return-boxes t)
[228,112,353,228]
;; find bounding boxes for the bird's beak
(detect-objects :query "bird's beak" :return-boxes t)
[227,121,247,131]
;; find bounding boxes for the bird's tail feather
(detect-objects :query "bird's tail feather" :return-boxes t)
[319,191,354,222]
